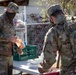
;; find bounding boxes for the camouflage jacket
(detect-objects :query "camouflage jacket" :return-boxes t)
[0,13,16,38]
[43,23,73,69]
[0,12,16,56]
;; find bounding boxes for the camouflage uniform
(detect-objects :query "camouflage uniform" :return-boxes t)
[0,2,19,75]
[39,5,76,75]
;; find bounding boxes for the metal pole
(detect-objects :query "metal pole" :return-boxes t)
[24,6,27,45]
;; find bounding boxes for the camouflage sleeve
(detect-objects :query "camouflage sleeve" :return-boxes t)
[0,18,4,37]
[0,18,10,42]
[43,27,57,66]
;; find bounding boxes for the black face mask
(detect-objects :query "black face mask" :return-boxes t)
[6,11,16,20]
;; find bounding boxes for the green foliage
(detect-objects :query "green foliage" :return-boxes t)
[37,0,76,15]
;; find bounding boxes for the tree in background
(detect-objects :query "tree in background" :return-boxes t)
[36,0,76,15]
[60,0,76,15]
[68,0,76,16]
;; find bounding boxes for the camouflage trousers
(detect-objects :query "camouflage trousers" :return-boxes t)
[0,56,13,75]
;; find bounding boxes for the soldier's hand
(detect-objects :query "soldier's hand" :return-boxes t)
[17,47,23,55]
[9,36,17,43]
[48,67,60,74]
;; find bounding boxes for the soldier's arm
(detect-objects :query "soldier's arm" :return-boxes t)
[0,18,10,42]
[0,19,7,42]
[43,27,57,66]
[0,18,4,37]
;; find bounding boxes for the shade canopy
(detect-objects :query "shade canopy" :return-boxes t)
[0,0,29,6]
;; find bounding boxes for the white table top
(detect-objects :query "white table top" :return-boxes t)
[13,59,40,75]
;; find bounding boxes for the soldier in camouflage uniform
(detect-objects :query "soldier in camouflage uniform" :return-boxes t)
[38,5,76,75]
[0,2,19,75]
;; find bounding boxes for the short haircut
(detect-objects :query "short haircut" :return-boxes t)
[51,10,64,17]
